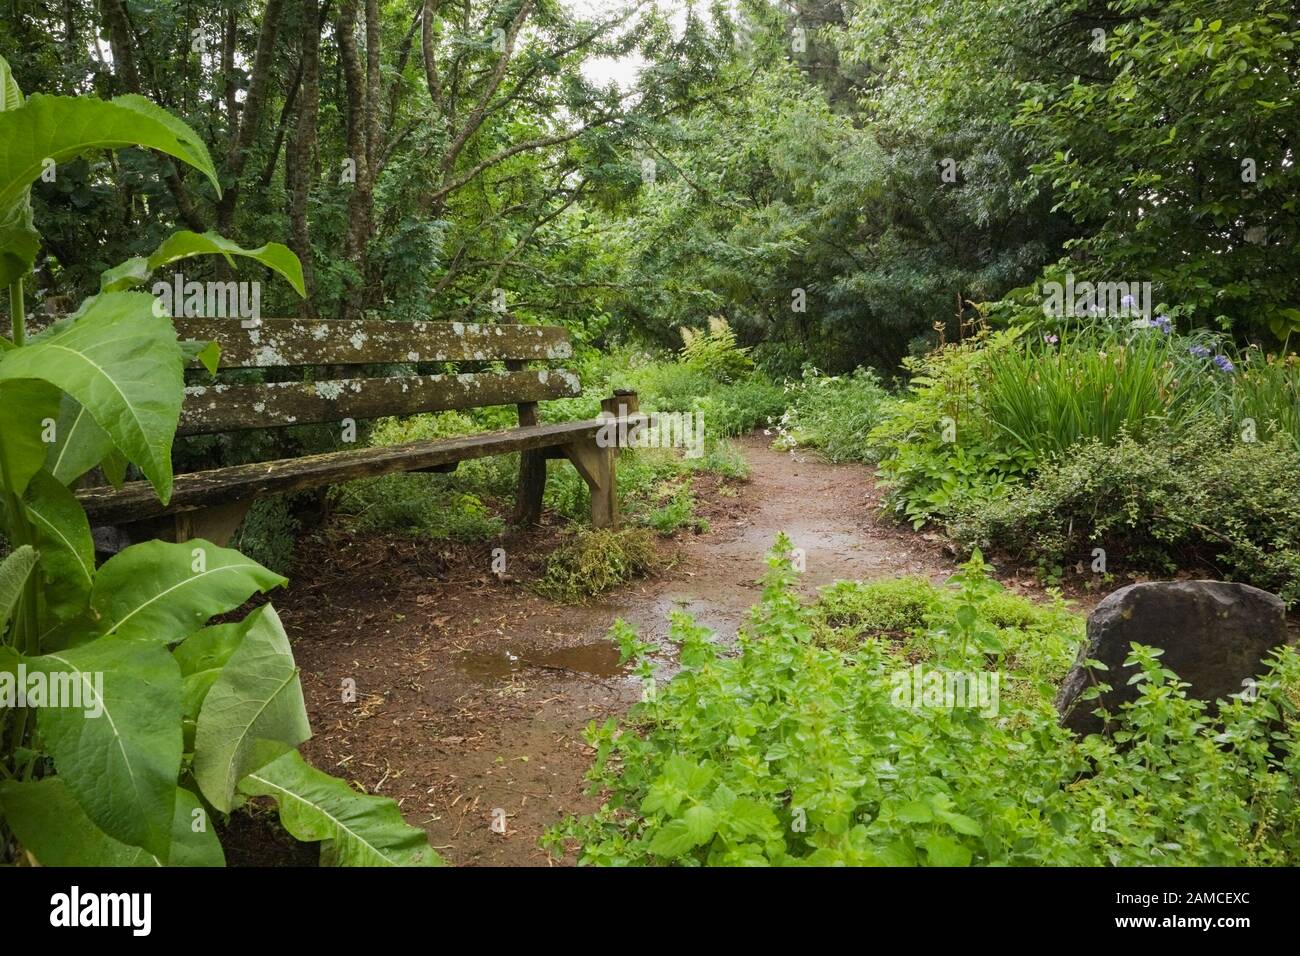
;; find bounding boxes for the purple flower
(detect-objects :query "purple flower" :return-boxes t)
[1213,355,1235,373]
[1043,333,1059,345]
[1121,294,1136,309]
[1151,314,1172,334]
[1189,344,1211,359]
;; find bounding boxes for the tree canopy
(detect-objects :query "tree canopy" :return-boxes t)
[3,0,1296,368]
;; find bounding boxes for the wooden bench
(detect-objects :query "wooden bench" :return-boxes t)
[76,317,641,546]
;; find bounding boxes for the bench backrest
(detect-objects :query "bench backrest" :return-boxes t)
[175,318,579,436]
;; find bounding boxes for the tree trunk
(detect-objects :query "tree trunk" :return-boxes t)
[216,0,288,236]
[337,0,376,318]
[289,0,324,317]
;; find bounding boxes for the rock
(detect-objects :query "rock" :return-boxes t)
[1056,580,1288,735]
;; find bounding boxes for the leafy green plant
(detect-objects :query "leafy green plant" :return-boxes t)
[774,368,890,462]
[643,483,704,536]
[0,62,438,867]
[869,331,1031,528]
[953,425,1300,605]
[691,378,788,437]
[338,477,505,542]
[230,495,305,576]
[1225,351,1300,453]
[548,537,1300,866]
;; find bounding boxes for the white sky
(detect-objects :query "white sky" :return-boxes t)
[564,0,697,89]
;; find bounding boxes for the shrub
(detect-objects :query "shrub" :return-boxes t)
[775,368,890,462]
[686,439,750,480]
[953,426,1300,605]
[0,69,436,867]
[534,527,661,602]
[610,355,716,413]
[691,378,788,437]
[869,331,1032,527]
[811,577,940,647]
[644,483,706,536]
[812,571,1081,690]
[231,495,304,575]
[548,539,1300,866]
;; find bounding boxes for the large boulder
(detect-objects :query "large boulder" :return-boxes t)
[1057,580,1289,735]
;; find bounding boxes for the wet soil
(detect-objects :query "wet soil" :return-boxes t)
[268,432,1084,866]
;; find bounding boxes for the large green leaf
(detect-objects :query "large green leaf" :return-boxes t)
[0,92,219,286]
[193,604,310,812]
[0,52,22,112]
[0,292,186,501]
[45,393,114,487]
[0,193,37,288]
[102,231,306,297]
[29,636,183,860]
[168,787,226,867]
[0,379,62,496]
[0,92,219,214]
[24,470,95,622]
[0,778,224,866]
[239,751,442,867]
[0,53,34,287]
[175,619,251,720]
[0,544,36,634]
[0,640,17,679]
[0,776,152,866]
[91,538,286,643]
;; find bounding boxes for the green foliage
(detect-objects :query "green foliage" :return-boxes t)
[1226,353,1300,453]
[339,476,504,542]
[690,378,788,437]
[99,230,304,297]
[231,495,304,577]
[869,332,1032,528]
[608,353,717,414]
[813,567,1081,692]
[534,528,660,604]
[239,750,443,866]
[954,427,1300,605]
[982,324,1214,462]
[549,538,1300,866]
[644,483,706,537]
[686,439,749,480]
[775,369,890,462]
[0,80,436,867]
[812,576,940,648]
[679,317,754,383]
[1018,0,1300,340]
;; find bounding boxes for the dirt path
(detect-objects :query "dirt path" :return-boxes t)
[275,434,975,865]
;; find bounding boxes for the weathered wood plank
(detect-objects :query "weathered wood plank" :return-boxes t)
[176,317,573,367]
[180,368,582,434]
[79,417,647,524]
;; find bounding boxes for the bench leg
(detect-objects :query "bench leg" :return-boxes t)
[561,438,618,528]
[173,499,254,547]
[512,449,547,526]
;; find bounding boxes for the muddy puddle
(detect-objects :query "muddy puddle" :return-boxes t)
[456,641,631,683]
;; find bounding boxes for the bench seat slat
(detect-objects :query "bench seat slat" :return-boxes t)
[180,368,582,435]
[176,318,573,367]
[78,418,640,524]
